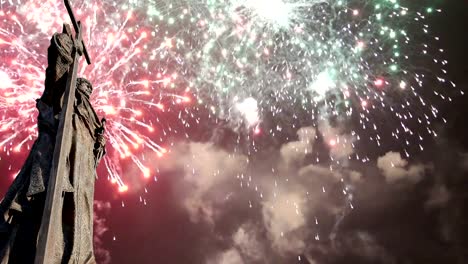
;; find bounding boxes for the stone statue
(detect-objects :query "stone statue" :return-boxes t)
[0,28,105,263]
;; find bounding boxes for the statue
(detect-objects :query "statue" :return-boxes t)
[0,23,105,264]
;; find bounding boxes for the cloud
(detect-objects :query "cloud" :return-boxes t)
[262,190,308,254]
[280,127,316,169]
[317,120,355,162]
[155,130,353,263]
[232,223,265,261]
[260,162,344,255]
[158,141,248,225]
[329,231,396,263]
[342,232,394,262]
[151,126,468,264]
[298,164,343,182]
[461,152,468,171]
[349,170,363,183]
[377,152,425,183]
[425,185,451,209]
[207,249,244,264]
[94,200,112,264]
[208,223,266,264]
[163,127,355,260]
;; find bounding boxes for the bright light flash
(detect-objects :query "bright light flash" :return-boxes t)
[243,0,293,28]
[310,70,336,100]
[235,97,260,127]
[0,70,13,89]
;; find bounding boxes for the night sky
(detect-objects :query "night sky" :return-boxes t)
[1,0,468,263]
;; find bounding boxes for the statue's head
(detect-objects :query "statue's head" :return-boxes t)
[77,78,93,98]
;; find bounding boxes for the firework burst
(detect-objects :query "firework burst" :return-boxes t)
[0,0,192,192]
[153,0,457,159]
[0,0,459,192]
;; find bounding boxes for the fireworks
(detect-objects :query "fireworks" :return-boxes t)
[173,0,456,161]
[0,0,191,191]
[0,0,457,191]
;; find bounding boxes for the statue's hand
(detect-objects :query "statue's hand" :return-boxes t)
[93,118,106,167]
[95,134,106,149]
[95,118,106,148]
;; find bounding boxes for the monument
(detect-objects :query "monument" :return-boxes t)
[0,0,106,263]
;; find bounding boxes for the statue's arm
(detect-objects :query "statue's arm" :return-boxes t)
[40,31,74,108]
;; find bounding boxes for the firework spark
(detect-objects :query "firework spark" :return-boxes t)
[0,0,191,191]
[159,0,456,161]
[0,0,458,193]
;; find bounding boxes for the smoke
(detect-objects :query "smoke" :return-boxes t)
[232,223,265,261]
[377,151,426,183]
[279,126,316,169]
[461,152,468,171]
[154,125,356,262]
[142,124,468,263]
[262,189,308,254]
[317,119,355,163]
[305,231,397,264]
[425,185,450,209]
[207,249,244,264]
[94,200,112,264]
[158,141,248,225]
